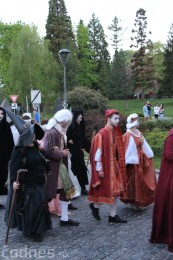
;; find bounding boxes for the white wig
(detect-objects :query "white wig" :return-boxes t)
[46,109,73,130]
[126,113,138,129]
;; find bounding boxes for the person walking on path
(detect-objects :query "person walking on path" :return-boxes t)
[121,113,157,209]
[0,107,14,207]
[4,109,52,242]
[150,128,173,253]
[43,109,79,226]
[88,109,127,223]
[67,109,90,196]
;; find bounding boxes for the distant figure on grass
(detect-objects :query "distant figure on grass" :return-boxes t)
[154,104,160,119]
[159,104,164,119]
[121,113,157,209]
[33,108,40,124]
[143,103,149,119]
[150,128,173,252]
[88,109,127,224]
[146,100,152,117]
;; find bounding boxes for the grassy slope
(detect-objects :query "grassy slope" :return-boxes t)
[109,98,173,117]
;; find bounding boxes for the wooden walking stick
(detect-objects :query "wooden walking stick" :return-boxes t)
[4,169,28,245]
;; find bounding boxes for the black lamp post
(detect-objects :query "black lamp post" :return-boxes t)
[58,48,71,108]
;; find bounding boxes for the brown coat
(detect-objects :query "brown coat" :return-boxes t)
[43,128,67,199]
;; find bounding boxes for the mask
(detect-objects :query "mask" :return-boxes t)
[110,114,119,127]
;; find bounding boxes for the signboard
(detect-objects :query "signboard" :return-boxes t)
[11,103,17,109]
[31,90,41,104]
[9,95,19,103]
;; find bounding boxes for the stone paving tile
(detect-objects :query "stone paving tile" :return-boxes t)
[0,194,173,260]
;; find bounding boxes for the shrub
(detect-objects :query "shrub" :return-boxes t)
[67,86,109,113]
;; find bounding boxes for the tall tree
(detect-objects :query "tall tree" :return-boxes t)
[88,13,110,95]
[130,8,155,98]
[109,50,133,100]
[160,24,173,96]
[0,21,24,90]
[8,26,59,107]
[45,0,79,94]
[45,0,75,58]
[76,20,97,87]
[108,16,122,52]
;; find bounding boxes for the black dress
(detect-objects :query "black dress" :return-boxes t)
[67,121,90,190]
[5,145,52,237]
[0,113,14,195]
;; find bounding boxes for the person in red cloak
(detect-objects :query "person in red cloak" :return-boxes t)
[150,128,173,253]
[88,109,127,223]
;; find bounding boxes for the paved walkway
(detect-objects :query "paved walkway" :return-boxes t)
[0,193,173,260]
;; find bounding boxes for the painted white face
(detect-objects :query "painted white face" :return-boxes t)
[76,114,82,122]
[0,110,4,122]
[110,114,119,126]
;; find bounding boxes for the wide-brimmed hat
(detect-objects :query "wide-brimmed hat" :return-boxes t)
[4,109,44,147]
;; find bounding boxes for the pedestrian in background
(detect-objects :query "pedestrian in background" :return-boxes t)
[121,113,157,209]
[88,109,127,223]
[154,104,160,119]
[146,101,152,117]
[0,107,14,206]
[67,109,90,195]
[159,104,164,119]
[33,108,40,124]
[143,103,149,118]
[150,128,173,252]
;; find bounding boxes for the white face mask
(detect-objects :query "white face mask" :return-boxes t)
[110,114,120,127]
[0,110,4,122]
[76,114,82,122]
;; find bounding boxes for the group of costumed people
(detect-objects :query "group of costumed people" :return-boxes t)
[0,106,172,252]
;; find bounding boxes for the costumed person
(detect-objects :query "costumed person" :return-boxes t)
[121,113,157,209]
[67,109,90,195]
[150,129,173,252]
[4,109,52,242]
[0,107,14,207]
[43,109,79,226]
[88,109,127,223]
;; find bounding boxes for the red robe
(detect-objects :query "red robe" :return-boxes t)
[121,131,156,207]
[150,129,173,250]
[88,126,127,204]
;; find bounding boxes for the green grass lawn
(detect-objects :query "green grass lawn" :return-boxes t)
[109,98,173,117]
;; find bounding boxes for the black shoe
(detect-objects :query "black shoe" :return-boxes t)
[108,215,127,223]
[89,203,101,220]
[68,203,78,210]
[0,204,5,209]
[60,219,80,226]
[81,189,88,195]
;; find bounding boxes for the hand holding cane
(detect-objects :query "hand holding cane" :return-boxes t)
[4,169,28,245]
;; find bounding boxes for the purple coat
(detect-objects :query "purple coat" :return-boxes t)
[43,128,67,199]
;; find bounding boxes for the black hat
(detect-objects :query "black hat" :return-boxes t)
[4,109,44,147]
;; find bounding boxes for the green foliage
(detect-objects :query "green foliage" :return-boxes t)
[67,86,108,112]
[144,129,168,157]
[160,24,173,96]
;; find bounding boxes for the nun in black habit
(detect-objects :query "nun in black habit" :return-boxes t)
[4,110,52,242]
[67,109,91,195]
[0,107,14,202]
